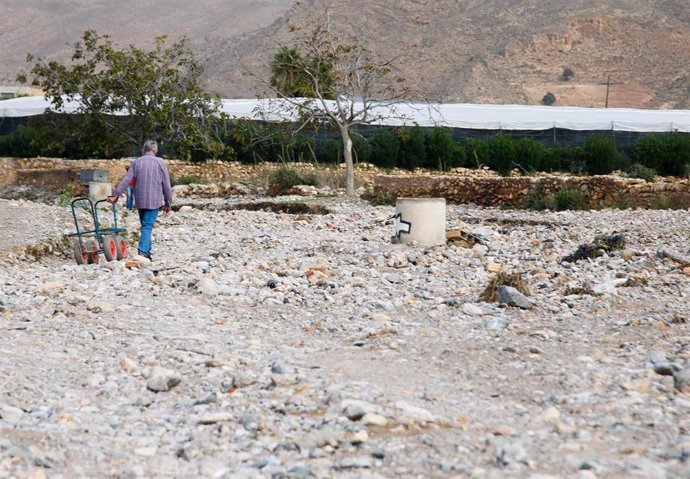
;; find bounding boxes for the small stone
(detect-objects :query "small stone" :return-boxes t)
[198,412,233,425]
[349,430,369,444]
[496,286,533,309]
[194,391,218,405]
[133,447,157,457]
[485,316,509,330]
[271,363,296,375]
[674,367,690,394]
[119,356,138,373]
[494,441,529,467]
[146,367,182,392]
[371,312,392,322]
[493,425,518,436]
[462,303,484,316]
[395,401,436,424]
[300,428,343,450]
[361,413,388,427]
[38,281,64,296]
[232,371,255,388]
[0,403,25,422]
[487,262,506,273]
[341,399,379,421]
[537,406,561,423]
[335,456,372,470]
[197,278,221,296]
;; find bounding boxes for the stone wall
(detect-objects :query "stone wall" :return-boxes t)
[373,173,690,209]
[0,157,358,192]
[3,157,690,209]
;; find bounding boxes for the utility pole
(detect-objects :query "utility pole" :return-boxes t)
[605,73,611,108]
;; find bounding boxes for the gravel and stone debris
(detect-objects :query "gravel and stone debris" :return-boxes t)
[1,194,690,478]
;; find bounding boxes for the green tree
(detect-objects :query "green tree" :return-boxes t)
[262,16,412,196]
[426,127,465,171]
[580,136,617,175]
[397,126,426,170]
[18,30,230,160]
[370,128,400,169]
[270,45,334,99]
[488,133,516,176]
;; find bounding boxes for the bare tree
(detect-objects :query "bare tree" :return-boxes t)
[260,15,413,196]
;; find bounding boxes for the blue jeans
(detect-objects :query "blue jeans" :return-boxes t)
[137,208,159,256]
[126,186,135,210]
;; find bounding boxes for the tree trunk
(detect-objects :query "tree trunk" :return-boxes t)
[340,126,355,196]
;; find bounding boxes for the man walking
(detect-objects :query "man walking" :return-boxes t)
[107,140,172,261]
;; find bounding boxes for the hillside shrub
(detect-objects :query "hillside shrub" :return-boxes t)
[267,168,319,196]
[522,185,552,210]
[552,187,590,211]
[513,137,545,174]
[633,132,690,176]
[426,127,466,171]
[320,138,342,163]
[466,138,490,168]
[397,126,426,170]
[171,175,207,186]
[370,128,399,169]
[542,92,556,106]
[488,133,515,176]
[0,124,41,157]
[351,134,372,165]
[661,133,690,176]
[579,136,617,175]
[623,163,657,182]
[285,133,315,163]
[651,192,688,210]
[229,120,282,164]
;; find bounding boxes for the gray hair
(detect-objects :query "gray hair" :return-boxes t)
[142,140,158,153]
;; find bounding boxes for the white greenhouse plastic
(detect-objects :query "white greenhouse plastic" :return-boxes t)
[1,95,688,132]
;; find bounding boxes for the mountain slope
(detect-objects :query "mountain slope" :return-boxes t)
[211,0,690,108]
[1,0,688,108]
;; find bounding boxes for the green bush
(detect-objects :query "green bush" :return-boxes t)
[267,168,319,196]
[286,133,315,163]
[467,138,490,168]
[623,163,657,182]
[651,192,688,210]
[633,132,690,177]
[426,127,465,171]
[397,126,426,170]
[368,194,397,206]
[370,128,400,169]
[229,120,282,164]
[552,187,590,211]
[522,185,551,210]
[351,134,371,165]
[320,138,342,163]
[513,137,545,174]
[0,124,41,157]
[632,133,663,171]
[542,144,583,173]
[580,136,617,175]
[171,175,207,186]
[488,133,515,176]
[662,133,690,176]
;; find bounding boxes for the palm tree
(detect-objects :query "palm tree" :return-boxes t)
[270,46,307,97]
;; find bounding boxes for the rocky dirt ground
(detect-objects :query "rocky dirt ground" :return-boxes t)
[1,187,690,479]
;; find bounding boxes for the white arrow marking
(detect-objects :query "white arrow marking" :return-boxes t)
[395,212,412,238]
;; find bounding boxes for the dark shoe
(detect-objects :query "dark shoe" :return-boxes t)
[137,250,152,261]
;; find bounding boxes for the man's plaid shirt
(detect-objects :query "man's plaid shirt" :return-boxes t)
[113,153,173,210]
